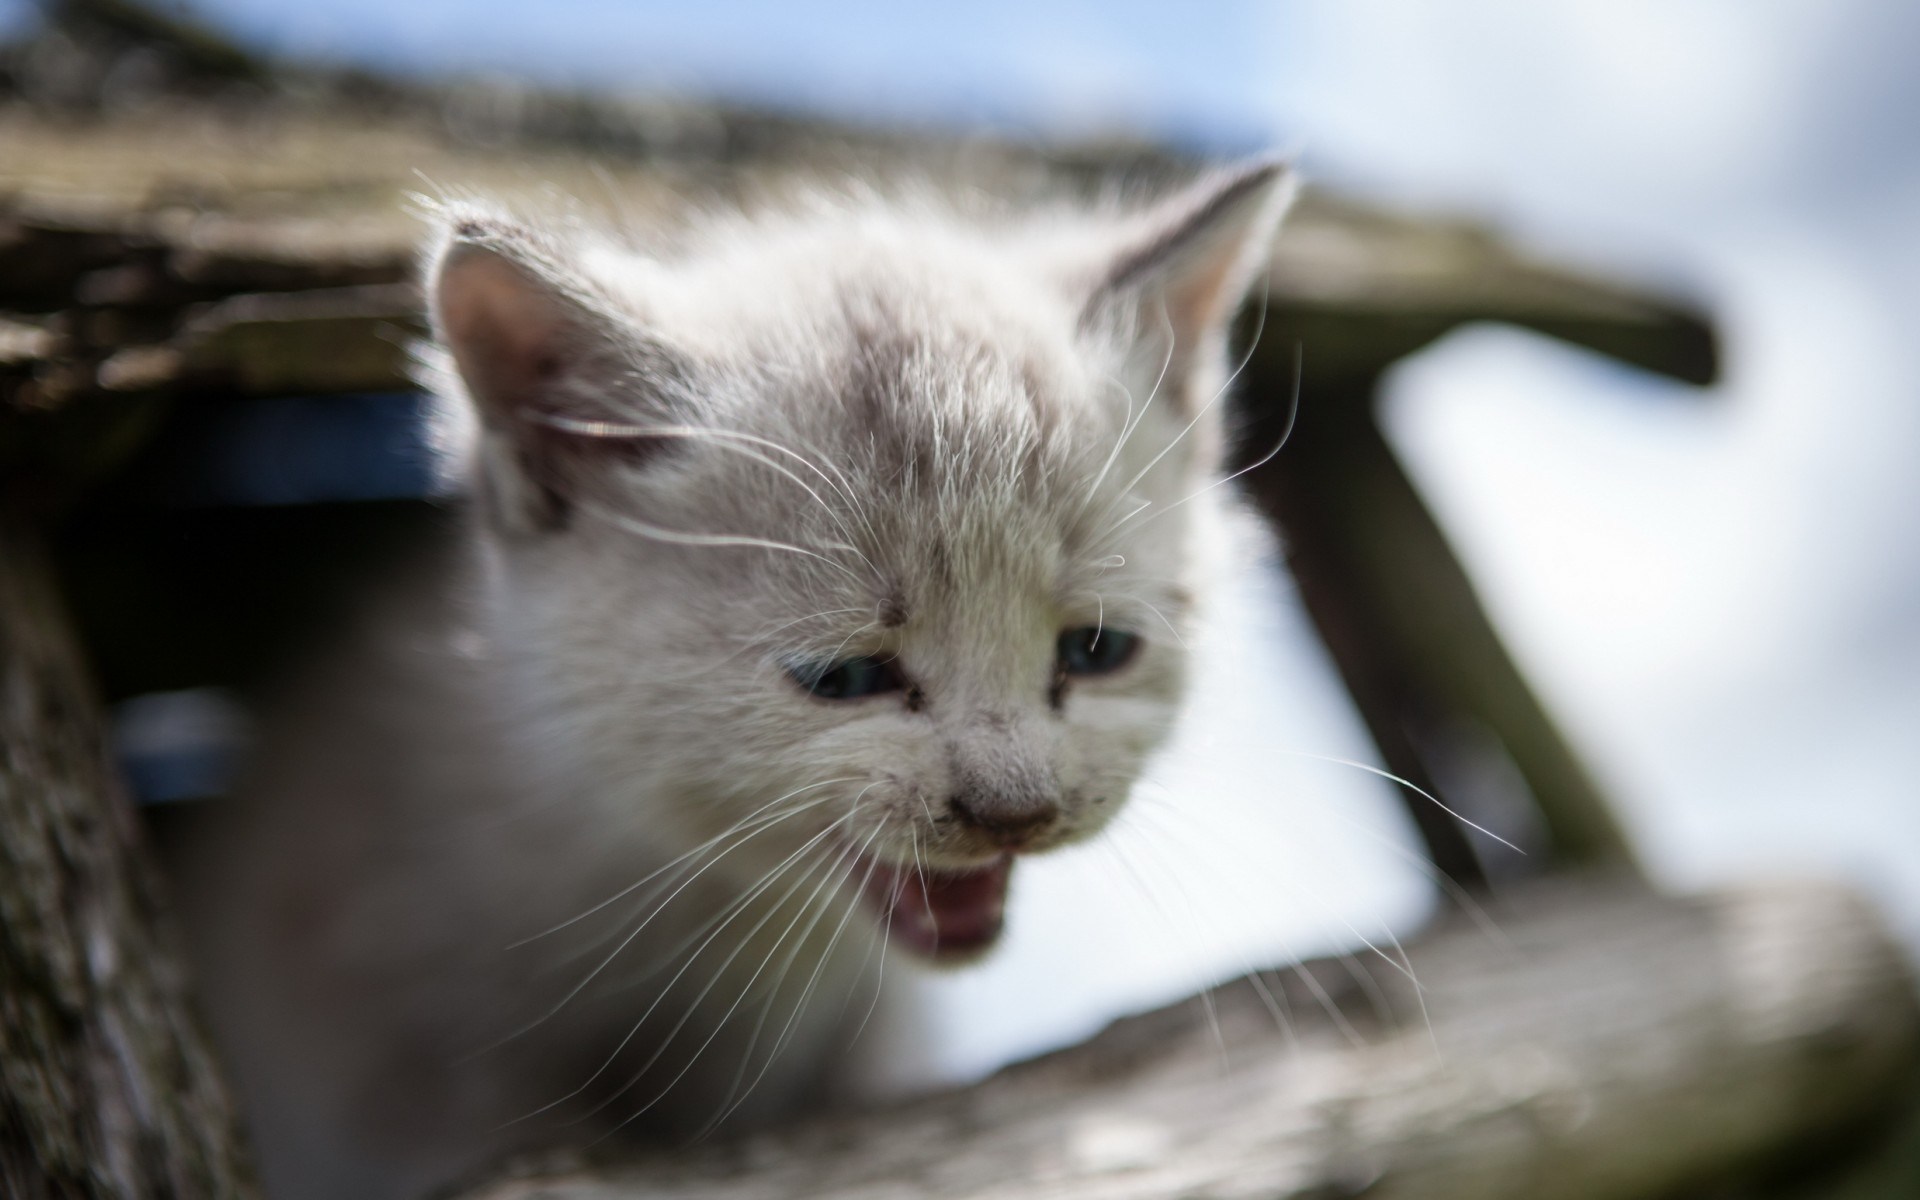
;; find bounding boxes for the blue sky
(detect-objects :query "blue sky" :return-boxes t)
[20,0,1299,150]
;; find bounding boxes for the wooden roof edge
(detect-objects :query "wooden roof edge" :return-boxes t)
[4,0,1718,393]
[1270,189,1720,387]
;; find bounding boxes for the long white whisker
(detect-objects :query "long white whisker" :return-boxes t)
[532,791,860,975]
[1123,800,1367,1047]
[618,821,881,1131]
[595,817,887,1134]
[741,607,872,647]
[703,818,890,1132]
[507,781,855,950]
[483,797,855,1063]
[1100,831,1230,1063]
[758,824,890,1078]
[1272,749,1524,856]
[1090,278,1272,547]
[533,416,871,545]
[1113,338,1303,537]
[581,499,867,585]
[1076,305,1178,520]
[844,851,893,1048]
[510,814,857,1127]
[699,849,865,1132]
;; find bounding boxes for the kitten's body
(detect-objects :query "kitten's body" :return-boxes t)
[172,163,1292,1200]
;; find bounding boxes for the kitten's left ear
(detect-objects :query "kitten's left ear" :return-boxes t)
[429,210,687,532]
[1083,158,1297,393]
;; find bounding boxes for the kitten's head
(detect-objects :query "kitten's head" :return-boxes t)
[428,162,1292,962]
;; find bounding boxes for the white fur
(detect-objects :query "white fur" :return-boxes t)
[170,163,1292,1200]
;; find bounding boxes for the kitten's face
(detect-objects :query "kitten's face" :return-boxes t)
[431,165,1290,961]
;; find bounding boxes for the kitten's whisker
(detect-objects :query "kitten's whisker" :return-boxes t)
[531,416,876,575]
[584,786,882,1115]
[700,856,860,1131]
[1311,801,1512,950]
[1111,339,1303,538]
[509,814,856,1126]
[741,608,872,646]
[752,791,894,1075]
[539,815,825,972]
[1245,967,1303,1057]
[508,781,853,949]
[1106,825,1302,1052]
[1099,832,1231,1063]
[833,838,894,1058]
[702,819,889,1132]
[568,795,866,984]
[481,798,853,1059]
[819,621,884,673]
[1087,278,1271,548]
[580,499,868,587]
[1132,595,1191,650]
[616,824,877,1131]
[592,818,885,1133]
[1123,800,1366,1048]
[748,826,890,1100]
[1124,769,1436,1032]
[1076,306,1177,520]
[1270,749,1524,857]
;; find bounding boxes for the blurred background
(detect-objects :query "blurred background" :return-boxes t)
[3,0,1915,1093]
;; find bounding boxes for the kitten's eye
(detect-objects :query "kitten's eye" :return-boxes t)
[1056,627,1141,676]
[787,655,904,700]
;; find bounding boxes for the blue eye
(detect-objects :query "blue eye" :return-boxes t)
[1057,627,1141,676]
[787,655,903,700]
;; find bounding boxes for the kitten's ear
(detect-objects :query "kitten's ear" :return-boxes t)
[1082,158,1296,397]
[429,212,683,532]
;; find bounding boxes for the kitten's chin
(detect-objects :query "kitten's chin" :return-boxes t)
[857,853,1013,964]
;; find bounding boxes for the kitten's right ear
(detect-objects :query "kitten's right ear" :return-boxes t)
[430,212,683,532]
[1077,159,1296,403]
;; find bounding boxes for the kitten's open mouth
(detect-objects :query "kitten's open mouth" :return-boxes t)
[856,853,1013,961]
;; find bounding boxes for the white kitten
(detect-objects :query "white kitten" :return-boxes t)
[173,160,1293,1200]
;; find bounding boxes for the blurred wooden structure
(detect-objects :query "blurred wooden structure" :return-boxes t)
[453,879,1920,1200]
[0,105,1708,887]
[1,4,1915,1199]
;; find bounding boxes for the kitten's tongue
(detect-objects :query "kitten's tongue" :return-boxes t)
[860,855,1012,959]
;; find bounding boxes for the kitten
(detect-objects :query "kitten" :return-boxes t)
[171,159,1293,1200]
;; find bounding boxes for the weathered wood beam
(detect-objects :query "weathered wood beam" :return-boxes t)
[1233,352,1641,878]
[1264,191,1718,386]
[449,879,1919,1200]
[0,522,260,1199]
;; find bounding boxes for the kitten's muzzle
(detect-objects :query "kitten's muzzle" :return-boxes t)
[948,792,1060,850]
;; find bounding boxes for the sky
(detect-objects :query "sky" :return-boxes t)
[1274,0,1920,951]
[9,0,1916,1082]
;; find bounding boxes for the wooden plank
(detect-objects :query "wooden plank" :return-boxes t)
[448,879,1919,1200]
[0,102,1716,418]
[0,522,261,1199]
[1233,359,1641,877]
[1264,191,1718,384]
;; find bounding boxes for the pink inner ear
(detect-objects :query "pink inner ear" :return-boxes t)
[1096,162,1292,357]
[436,244,578,425]
[1158,237,1254,351]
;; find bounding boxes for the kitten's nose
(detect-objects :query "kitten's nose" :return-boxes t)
[949,792,1059,849]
